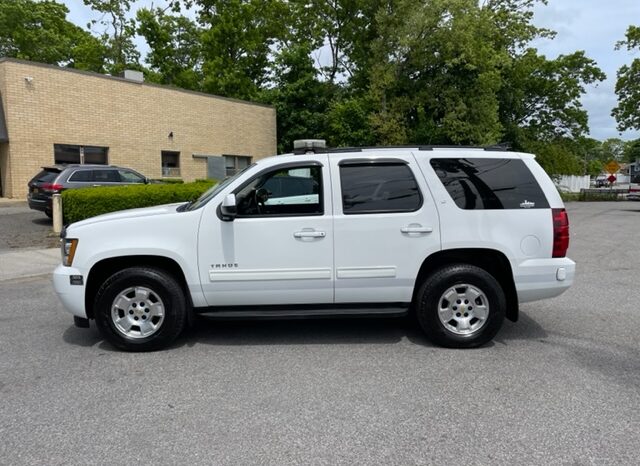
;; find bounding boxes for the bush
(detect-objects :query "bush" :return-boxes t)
[62,180,215,224]
[559,192,580,202]
[578,191,621,201]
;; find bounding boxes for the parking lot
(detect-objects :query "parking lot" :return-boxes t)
[0,201,58,250]
[0,202,639,465]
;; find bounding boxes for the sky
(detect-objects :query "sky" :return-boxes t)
[61,0,640,142]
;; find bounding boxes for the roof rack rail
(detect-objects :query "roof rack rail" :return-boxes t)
[291,142,512,154]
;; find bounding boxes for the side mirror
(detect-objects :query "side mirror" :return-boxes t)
[220,193,237,221]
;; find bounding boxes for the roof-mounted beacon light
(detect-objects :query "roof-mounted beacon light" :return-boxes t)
[293,139,327,154]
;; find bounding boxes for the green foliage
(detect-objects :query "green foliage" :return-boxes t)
[197,0,288,100]
[261,42,336,153]
[613,26,640,131]
[624,139,640,163]
[558,192,580,202]
[326,96,375,147]
[0,0,105,71]
[600,138,626,162]
[522,139,583,175]
[578,191,621,202]
[137,7,203,90]
[61,181,214,224]
[83,0,140,75]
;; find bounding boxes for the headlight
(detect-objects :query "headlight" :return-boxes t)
[61,238,78,267]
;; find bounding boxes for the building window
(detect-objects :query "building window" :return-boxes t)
[54,144,108,165]
[224,155,251,176]
[161,151,180,177]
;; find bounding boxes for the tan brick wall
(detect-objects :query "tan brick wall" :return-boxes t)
[0,59,277,198]
[0,63,11,196]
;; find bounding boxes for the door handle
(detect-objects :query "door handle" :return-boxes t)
[400,226,433,234]
[294,230,326,238]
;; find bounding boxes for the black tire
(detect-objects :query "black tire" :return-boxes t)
[416,264,505,348]
[44,210,52,219]
[94,267,187,351]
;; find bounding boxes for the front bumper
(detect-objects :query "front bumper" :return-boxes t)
[53,264,87,318]
[513,257,576,303]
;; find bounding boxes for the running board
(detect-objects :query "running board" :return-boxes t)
[194,303,410,320]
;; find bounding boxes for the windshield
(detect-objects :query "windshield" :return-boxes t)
[184,164,255,211]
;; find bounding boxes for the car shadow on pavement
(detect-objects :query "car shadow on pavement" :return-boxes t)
[185,316,429,348]
[31,217,52,226]
[62,325,103,348]
[494,312,548,345]
[62,311,549,351]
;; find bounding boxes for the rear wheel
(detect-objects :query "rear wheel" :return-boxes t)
[416,264,505,348]
[94,267,187,351]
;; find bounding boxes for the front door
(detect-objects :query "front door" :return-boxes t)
[198,156,334,306]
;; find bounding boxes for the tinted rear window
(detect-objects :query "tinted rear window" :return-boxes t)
[340,163,422,214]
[430,158,549,210]
[32,170,59,183]
[68,170,93,182]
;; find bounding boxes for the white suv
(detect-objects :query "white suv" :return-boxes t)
[53,142,575,351]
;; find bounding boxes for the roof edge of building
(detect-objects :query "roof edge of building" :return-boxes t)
[0,57,275,111]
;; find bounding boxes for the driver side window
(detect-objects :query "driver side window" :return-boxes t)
[234,165,323,217]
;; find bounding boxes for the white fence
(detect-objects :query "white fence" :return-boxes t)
[553,175,590,193]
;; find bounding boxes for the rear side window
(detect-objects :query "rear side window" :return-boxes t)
[32,170,59,183]
[340,163,422,214]
[430,158,549,210]
[118,169,145,183]
[93,170,120,182]
[68,170,93,182]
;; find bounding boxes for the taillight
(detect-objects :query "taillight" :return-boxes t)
[41,183,63,192]
[552,208,569,258]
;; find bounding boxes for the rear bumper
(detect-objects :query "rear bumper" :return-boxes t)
[27,195,51,212]
[53,264,87,318]
[513,257,575,303]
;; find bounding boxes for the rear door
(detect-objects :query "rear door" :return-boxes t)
[330,153,441,303]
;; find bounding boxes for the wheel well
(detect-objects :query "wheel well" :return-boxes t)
[413,249,519,322]
[85,255,191,319]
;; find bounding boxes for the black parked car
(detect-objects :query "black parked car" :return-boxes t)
[27,164,149,217]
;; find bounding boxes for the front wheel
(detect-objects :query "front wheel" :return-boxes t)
[94,267,187,351]
[416,264,505,348]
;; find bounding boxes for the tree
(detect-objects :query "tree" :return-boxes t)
[0,0,105,71]
[194,0,289,100]
[499,50,605,150]
[137,7,203,90]
[261,42,337,152]
[613,26,640,132]
[623,138,640,163]
[83,0,140,74]
[600,138,626,162]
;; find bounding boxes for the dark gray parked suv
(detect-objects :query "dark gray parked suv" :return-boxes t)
[28,165,149,217]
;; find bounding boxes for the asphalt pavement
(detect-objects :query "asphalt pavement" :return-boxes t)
[0,202,639,465]
[0,201,59,250]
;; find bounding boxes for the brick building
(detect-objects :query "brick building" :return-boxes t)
[0,58,277,198]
